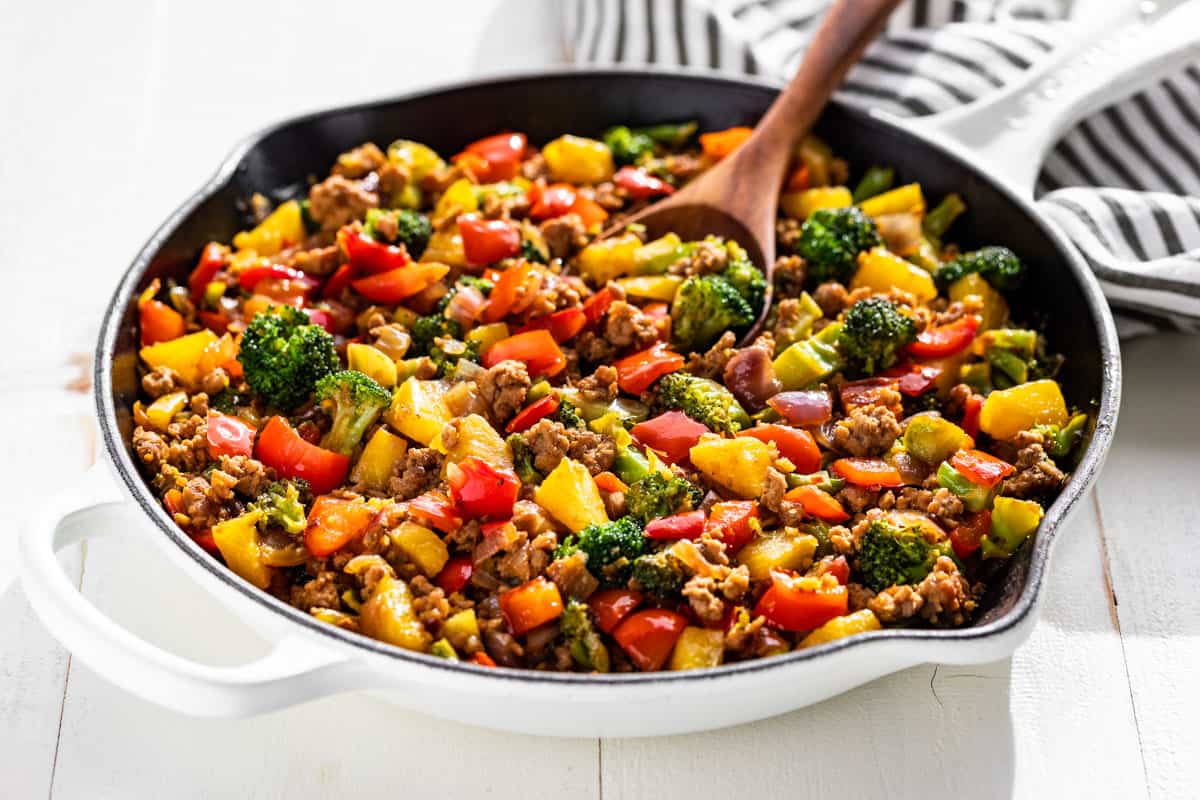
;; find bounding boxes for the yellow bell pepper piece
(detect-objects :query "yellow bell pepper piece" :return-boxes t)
[442,609,481,652]
[359,575,432,652]
[347,342,398,388]
[232,200,305,257]
[577,233,641,284]
[211,510,271,590]
[350,428,408,492]
[535,458,609,532]
[139,329,219,387]
[434,413,512,468]
[851,247,938,303]
[467,322,510,356]
[392,521,450,577]
[949,272,1008,332]
[979,379,1068,440]
[144,391,188,431]
[615,275,684,302]
[736,529,818,582]
[385,378,452,446]
[689,435,773,499]
[387,139,444,182]
[668,627,725,671]
[420,229,466,267]
[543,134,615,185]
[858,183,924,218]
[780,186,852,220]
[434,178,479,219]
[798,609,881,649]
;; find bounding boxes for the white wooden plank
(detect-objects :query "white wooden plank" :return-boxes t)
[602,499,1147,800]
[1095,333,1200,800]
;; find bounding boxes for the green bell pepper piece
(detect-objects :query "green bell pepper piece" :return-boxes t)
[773,322,843,390]
[937,461,994,513]
[632,233,688,275]
[903,416,973,465]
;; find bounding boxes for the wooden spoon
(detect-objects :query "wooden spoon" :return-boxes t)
[608,0,903,343]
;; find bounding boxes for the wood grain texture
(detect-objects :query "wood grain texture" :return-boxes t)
[0,0,1191,797]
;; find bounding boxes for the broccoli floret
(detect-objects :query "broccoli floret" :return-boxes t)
[837,298,917,375]
[555,516,646,585]
[625,473,702,524]
[507,433,542,484]
[721,241,767,315]
[365,208,432,258]
[250,479,311,536]
[670,275,754,352]
[555,398,586,430]
[427,337,480,378]
[656,372,750,434]
[603,126,657,165]
[313,370,391,455]
[238,306,339,411]
[456,275,493,296]
[410,313,462,356]
[560,599,610,672]
[858,519,952,592]
[209,389,250,415]
[629,548,688,598]
[935,246,1025,292]
[794,207,881,285]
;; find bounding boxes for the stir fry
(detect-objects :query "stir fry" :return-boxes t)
[130,123,1086,672]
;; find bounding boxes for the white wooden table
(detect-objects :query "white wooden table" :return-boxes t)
[2,2,1197,797]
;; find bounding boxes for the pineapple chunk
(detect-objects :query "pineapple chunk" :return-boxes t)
[689,435,772,498]
[535,458,609,532]
[736,529,819,582]
[385,378,452,446]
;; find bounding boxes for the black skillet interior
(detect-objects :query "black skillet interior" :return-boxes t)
[105,70,1109,630]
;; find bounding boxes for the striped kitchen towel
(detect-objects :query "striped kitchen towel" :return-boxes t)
[564,0,1200,336]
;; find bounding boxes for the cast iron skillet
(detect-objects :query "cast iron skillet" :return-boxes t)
[96,68,1120,687]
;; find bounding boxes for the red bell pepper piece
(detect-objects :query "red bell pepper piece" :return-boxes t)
[831,457,904,488]
[505,394,560,434]
[630,411,709,464]
[593,471,629,495]
[906,315,980,359]
[197,310,229,335]
[434,556,474,595]
[190,530,219,555]
[612,609,688,671]
[613,166,676,199]
[460,132,527,183]
[754,571,848,632]
[529,181,577,220]
[236,263,318,292]
[613,342,684,395]
[568,194,609,228]
[499,576,564,635]
[950,449,1016,488]
[785,163,811,192]
[581,286,615,325]
[950,510,992,560]
[321,262,357,300]
[255,416,349,495]
[483,261,538,323]
[839,377,900,411]
[206,411,256,459]
[783,485,850,524]
[481,330,567,378]
[447,457,520,521]
[338,226,411,275]
[139,299,185,346]
[351,262,450,305]
[897,365,943,396]
[304,496,377,558]
[188,242,227,302]
[821,555,851,585]
[459,214,522,266]
[405,491,463,533]
[515,307,587,343]
[471,652,497,667]
[588,589,643,634]
[767,390,833,426]
[962,393,984,438]
[301,308,336,333]
[705,501,759,553]
[736,424,821,473]
[644,510,707,540]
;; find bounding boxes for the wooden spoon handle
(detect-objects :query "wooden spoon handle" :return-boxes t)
[729,0,904,182]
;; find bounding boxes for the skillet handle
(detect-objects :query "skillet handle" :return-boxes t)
[17,465,364,718]
[896,0,1200,197]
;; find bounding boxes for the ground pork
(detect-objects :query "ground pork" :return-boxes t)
[927,487,965,525]
[540,213,588,260]
[388,447,444,500]
[409,575,451,631]
[868,583,923,623]
[945,383,974,419]
[685,330,736,380]
[761,467,788,513]
[308,175,378,232]
[682,575,726,624]
[1004,435,1067,498]
[603,301,659,350]
[833,405,902,456]
[829,524,855,555]
[776,218,802,253]
[477,360,530,424]
[217,455,274,497]
[290,571,341,611]
[847,582,876,612]
[575,365,618,403]
[724,614,787,661]
[522,272,582,319]
[180,475,232,529]
[670,238,727,276]
[133,415,210,474]
[664,152,706,182]
[573,331,616,364]
[201,367,230,397]
[837,485,881,515]
[141,366,180,398]
[593,181,623,210]
[332,142,386,178]
[916,556,977,626]
[773,255,806,299]
[481,190,531,220]
[812,281,849,316]
[522,419,615,475]
[520,152,549,181]
[932,295,984,327]
[545,552,599,600]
